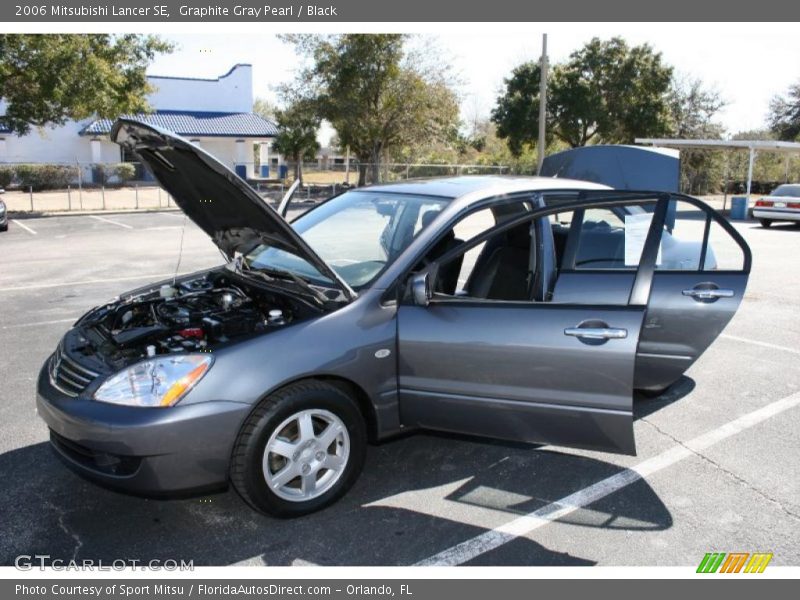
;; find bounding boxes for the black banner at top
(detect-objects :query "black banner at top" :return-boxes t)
[2,0,800,22]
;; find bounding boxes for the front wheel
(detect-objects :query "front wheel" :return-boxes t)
[230,381,366,517]
[759,219,773,228]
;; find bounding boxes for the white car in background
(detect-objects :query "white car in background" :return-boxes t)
[752,184,800,228]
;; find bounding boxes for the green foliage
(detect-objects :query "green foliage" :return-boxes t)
[0,34,173,135]
[281,34,461,184]
[669,76,727,194]
[253,97,278,121]
[0,165,14,188]
[13,164,75,191]
[491,62,549,156]
[96,162,136,184]
[272,97,322,183]
[768,80,800,141]
[728,129,800,188]
[492,37,674,155]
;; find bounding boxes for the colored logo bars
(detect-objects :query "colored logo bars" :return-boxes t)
[697,552,773,573]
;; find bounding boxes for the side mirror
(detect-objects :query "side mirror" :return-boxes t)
[411,271,432,307]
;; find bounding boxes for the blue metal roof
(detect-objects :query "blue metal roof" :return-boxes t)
[81,110,278,138]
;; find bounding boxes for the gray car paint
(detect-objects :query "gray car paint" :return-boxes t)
[36,150,750,494]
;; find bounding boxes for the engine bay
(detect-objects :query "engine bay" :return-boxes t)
[73,269,317,369]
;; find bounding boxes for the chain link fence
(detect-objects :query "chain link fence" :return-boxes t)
[0,160,514,214]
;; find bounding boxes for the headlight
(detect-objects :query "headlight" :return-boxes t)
[93,354,213,408]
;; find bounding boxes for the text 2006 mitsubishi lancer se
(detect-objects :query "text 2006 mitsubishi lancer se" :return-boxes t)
[37,119,751,517]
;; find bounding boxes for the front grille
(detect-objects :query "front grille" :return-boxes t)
[49,342,99,397]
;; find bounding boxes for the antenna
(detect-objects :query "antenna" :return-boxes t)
[173,214,187,286]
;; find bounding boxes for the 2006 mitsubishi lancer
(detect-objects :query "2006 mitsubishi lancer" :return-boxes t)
[37,119,751,517]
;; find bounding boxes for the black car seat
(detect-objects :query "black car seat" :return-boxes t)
[465,223,532,300]
[529,200,558,302]
[420,209,464,295]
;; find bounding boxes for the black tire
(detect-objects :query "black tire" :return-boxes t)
[230,380,366,517]
[0,223,7,232]
[759,219,773,228]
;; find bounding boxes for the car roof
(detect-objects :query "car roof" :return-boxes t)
[359,175,610,201]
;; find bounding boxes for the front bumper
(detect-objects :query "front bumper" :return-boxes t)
[752,207,800,222]
[36,361,252,496]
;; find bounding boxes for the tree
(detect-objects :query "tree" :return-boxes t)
[0,34,172,135]
[271,97,321,185]
[492,37,674,154]
[768,80,800,141]
[281,34,460,185]
[252,97,278,121]
[668,75,727,194]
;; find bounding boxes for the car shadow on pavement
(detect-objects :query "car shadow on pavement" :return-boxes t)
[748,223,800,232]
[0,378,689,568]
[0,411,678,567]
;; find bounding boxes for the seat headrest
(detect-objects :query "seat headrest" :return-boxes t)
[506,223,531,248]
[421,209,442,229]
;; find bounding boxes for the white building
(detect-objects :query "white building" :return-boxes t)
[0,64,280,181]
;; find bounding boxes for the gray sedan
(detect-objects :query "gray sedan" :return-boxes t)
[36,120,751,517]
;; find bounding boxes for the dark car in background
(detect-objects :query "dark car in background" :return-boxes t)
[36,120,751,517]
[0,192,8,232]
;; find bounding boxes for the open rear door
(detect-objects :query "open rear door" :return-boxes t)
[634,195,751,391]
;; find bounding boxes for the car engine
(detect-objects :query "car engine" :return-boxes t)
[72,270,311,369]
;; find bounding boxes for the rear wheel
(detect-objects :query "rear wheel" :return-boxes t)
[230,380,366,517]
[759,219,773,228]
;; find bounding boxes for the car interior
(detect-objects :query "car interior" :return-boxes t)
[416,199,636,303]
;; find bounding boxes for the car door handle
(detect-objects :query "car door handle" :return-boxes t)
[682,288,735,300]
[564,327,628,340]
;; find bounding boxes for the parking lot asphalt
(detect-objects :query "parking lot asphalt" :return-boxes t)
[0,210,798,567]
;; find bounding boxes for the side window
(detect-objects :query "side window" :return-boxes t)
[554,205,655,271]
[657,200,745,271]
[425,214,535,302]
[416,207,498,296]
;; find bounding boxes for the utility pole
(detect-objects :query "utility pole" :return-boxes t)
[537,33,549,175]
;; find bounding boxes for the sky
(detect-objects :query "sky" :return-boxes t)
[146,25,800,145]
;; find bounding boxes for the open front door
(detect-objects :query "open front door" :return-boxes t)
[396,196,667,455]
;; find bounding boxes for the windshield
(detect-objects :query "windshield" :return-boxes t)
[246,190,451,289]
[771,184,800,198]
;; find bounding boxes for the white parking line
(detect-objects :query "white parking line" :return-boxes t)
[89,215,134,229]
[720,333,800,356]
[1,317,77,330]
[11,219,37,235]
[415,390,800,566]
[0,272,176,293]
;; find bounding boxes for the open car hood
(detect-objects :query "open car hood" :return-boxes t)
[111,119,355,300]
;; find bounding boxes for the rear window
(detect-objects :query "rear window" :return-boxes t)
[771,185,800,197]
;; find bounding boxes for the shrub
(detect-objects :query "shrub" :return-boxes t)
[110,162,136,183]
[0,165,14,189]
[94,162,137,185]
[14,164,75,191]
